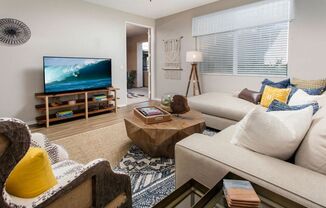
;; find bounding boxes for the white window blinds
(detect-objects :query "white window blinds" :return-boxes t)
[199,32,234,74]
[193,0,293,36]
[237,22,289,76]
[194,0,293,76]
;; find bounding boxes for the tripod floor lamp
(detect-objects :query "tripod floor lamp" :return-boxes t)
[186,51,203,97]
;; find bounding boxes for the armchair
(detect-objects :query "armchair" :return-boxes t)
[0,118,132,208]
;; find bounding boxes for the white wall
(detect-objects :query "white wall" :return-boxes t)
[136,42,143,87]
[155,0,326,98]
[0,0,154,123]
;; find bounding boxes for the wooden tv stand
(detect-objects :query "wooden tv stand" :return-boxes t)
[35,87,119,128]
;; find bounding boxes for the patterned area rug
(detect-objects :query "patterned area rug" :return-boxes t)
[114,128,219,208]
[128,92,145,98]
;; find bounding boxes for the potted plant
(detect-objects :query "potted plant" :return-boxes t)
[127,70,137,89]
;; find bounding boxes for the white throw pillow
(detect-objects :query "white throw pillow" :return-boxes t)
[295,106,326,175]
[231,107,313,160]
[318,94,326,108]
[288,89,324,106]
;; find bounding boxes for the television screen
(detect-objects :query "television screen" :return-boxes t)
[43,56,112,94]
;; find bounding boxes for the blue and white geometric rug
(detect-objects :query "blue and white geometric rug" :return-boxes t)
[114,128,218,208]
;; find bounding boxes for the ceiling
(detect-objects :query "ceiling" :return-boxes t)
[84,0,219,19]
[126,24,148,37]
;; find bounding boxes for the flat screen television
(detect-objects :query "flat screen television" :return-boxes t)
[43,56,112,94]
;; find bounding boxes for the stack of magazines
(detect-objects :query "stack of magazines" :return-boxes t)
[93,94,107,101]
[223,179,260,208]
[56,110,73,119]
[138,107,164,116]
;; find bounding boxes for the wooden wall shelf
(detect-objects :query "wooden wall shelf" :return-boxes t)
[35,88,119,127]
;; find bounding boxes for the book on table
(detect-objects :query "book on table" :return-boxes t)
[56,110,74,118]
[223,179,260,208]
[138,107,164,116]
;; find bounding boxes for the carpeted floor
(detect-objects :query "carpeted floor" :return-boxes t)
[115,128,218,208]
[53,121,218,207]
[54,122,132,167]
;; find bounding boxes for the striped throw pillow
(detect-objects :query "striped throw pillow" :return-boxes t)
[291,78,326,89]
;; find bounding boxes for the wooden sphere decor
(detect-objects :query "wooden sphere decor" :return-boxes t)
[170,95,190,114]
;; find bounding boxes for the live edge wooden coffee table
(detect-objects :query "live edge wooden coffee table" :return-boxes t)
[124,109,205,158]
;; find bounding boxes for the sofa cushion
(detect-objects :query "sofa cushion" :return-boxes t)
[202,114,237,131]
[267,99,319,115]
[31,133,69,165]
[238,88,262,104]
[295,105,326,175]
[230,107,313,160]
[175,127,326,208]
[188,92,256,121]
[260,78,290,92]
[291,78,326,89]
[5,147,58,198]
[290,86,325,97]
[288,89,325,106]
[260,86,291,108]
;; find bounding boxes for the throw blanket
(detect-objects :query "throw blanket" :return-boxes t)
[164,38,181,70]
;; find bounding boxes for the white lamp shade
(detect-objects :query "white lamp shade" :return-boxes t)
[186,51,203,63]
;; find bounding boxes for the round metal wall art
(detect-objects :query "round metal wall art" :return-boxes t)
[0,18,31,46]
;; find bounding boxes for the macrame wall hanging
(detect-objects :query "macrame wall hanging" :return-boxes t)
[0,18,31,46]
[163,37,183,80]
[163,37,183,70]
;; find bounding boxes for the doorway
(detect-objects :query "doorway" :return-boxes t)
[126,23,151,105]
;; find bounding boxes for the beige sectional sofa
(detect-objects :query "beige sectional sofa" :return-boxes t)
[175,92,326,208]
[188,92,257,130]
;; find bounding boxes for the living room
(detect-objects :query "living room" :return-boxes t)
[0,0,325,208]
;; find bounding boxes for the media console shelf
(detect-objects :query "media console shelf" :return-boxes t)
[35,87,119,128]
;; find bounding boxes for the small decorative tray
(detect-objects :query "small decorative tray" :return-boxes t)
[134,106,172,124]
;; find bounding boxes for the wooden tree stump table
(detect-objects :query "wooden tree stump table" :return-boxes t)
[124,109,205,158]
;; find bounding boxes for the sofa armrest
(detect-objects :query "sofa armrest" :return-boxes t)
[37,159,132,208]
[175,130,326,208]
[0,118,31,208]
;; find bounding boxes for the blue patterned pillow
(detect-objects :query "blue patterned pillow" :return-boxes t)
[303,87,325,95]
[267,99,319,115]
[260,78,291,92]
[288,86,325,100]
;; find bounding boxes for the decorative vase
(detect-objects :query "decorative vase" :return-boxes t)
[160,94,174,113]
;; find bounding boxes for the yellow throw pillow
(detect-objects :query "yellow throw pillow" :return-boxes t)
[260,86,291,108]
[5,147,57,198]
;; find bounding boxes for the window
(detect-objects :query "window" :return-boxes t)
[198,22,289,76]
[193,0,293,76]
[198,31,234,74]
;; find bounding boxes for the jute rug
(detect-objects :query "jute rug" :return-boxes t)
[54,122,132,167]
[54,122,218,207]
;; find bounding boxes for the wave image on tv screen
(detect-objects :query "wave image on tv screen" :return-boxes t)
[44,57,112,93]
